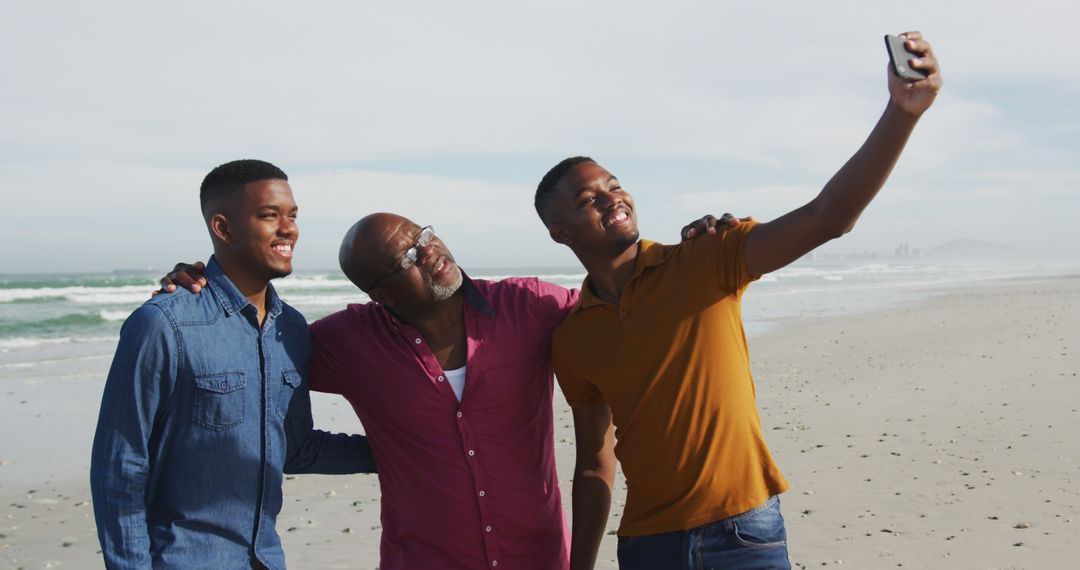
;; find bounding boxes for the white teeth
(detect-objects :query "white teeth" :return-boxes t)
[605,211,628,227]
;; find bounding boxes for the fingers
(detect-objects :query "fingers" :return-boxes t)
[681,213,751,241]
[905,56,942,91]
[159,261,208,294]
[681,224,699,241]
[896,32,943,92]
[899,31,923,43]
[703,215,719,235]
[681,215,715,240]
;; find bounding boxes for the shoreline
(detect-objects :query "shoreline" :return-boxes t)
[1,274,1077,568]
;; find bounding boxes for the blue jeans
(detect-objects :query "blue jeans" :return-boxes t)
[617,495,791,570]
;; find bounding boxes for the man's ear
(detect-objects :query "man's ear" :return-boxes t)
[548,223,573,246]
[210,213,232,244]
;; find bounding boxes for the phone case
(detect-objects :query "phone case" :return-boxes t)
[884,34,928,81]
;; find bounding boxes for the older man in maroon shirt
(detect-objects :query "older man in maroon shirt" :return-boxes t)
[311,212,578,568]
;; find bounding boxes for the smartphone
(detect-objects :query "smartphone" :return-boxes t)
[884,34,928,81]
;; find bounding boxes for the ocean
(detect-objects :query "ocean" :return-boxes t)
[2,259,1077,384]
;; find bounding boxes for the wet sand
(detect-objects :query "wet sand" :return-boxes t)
[2,275,1077,569]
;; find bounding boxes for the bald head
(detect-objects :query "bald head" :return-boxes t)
[339,212,417,291]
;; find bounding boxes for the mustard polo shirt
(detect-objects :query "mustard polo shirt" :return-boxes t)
[553,221,788,536]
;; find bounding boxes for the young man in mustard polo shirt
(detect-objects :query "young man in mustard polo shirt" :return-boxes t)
[535,32,942,569]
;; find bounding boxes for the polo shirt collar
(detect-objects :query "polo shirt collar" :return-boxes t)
[573,239,665,313]
[205,256,283,319]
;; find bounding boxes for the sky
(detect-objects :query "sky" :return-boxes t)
[3,1,1078,273]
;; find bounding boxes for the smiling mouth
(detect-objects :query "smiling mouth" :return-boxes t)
[430,256,455,278]
[272,243,294,259]
[602,209,631,229]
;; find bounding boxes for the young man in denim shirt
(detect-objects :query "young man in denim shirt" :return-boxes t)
[90,160,376,570]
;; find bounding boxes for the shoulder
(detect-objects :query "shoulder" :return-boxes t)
[115,302,181,353]
[481,276,570,298]
[124,301,174,329]
[490,278,583,329]
[666,222,758,265]
[143,287,223,323]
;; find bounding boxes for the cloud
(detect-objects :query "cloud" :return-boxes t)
[2,1,1078,271]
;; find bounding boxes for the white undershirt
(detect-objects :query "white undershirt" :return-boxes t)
[444,366,467,402]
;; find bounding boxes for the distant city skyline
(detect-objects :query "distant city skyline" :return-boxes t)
[4,1,1078,273]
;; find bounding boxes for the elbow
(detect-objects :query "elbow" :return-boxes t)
[832,221,855,240]
[813,220,850,244]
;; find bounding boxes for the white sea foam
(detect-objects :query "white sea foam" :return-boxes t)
[0,285,154,305]
[280,293,369,307]
[100,309,131,321]
[274,275,352,290]
[0,335,115,351]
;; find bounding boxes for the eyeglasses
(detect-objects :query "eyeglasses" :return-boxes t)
[365,225,435,291]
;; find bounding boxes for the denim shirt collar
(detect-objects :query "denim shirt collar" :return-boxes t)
[205,256,284,320]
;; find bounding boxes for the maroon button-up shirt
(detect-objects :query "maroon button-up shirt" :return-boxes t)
[309,276,578,569]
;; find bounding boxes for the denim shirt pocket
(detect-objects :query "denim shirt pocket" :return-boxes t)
[192,371,247,430]
[276,369,302,419]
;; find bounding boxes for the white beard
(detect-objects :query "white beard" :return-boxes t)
[431,265,464,302]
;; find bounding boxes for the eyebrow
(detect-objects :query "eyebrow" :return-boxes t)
[574,175,618,198]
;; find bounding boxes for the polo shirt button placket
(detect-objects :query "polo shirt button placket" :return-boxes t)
[414,337,422,344]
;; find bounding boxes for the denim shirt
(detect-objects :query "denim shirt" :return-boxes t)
[90,258,376,570]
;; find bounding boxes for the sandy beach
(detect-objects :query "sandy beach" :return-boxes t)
[2,274,1078,569]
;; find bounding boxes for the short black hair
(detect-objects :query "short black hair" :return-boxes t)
[534,156,594,226]
[200,159,288,215]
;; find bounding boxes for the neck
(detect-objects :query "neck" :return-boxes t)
[389,290,468,369]
[575,240,640,305]
[392,290,466,337]
[213,253,271,321]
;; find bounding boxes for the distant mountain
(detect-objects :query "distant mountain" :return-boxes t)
[926,239,1017,260]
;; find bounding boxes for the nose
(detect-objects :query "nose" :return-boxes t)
[597,190,621,210]
[414,238,438,264]
[279,216,299,239]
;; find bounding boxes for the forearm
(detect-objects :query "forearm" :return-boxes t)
[90,431,152,569]
[815,102,920,235]
[284,429,377,475]
[569,466,615,570]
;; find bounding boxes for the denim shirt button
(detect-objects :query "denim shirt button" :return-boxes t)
[220,381,228,389]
